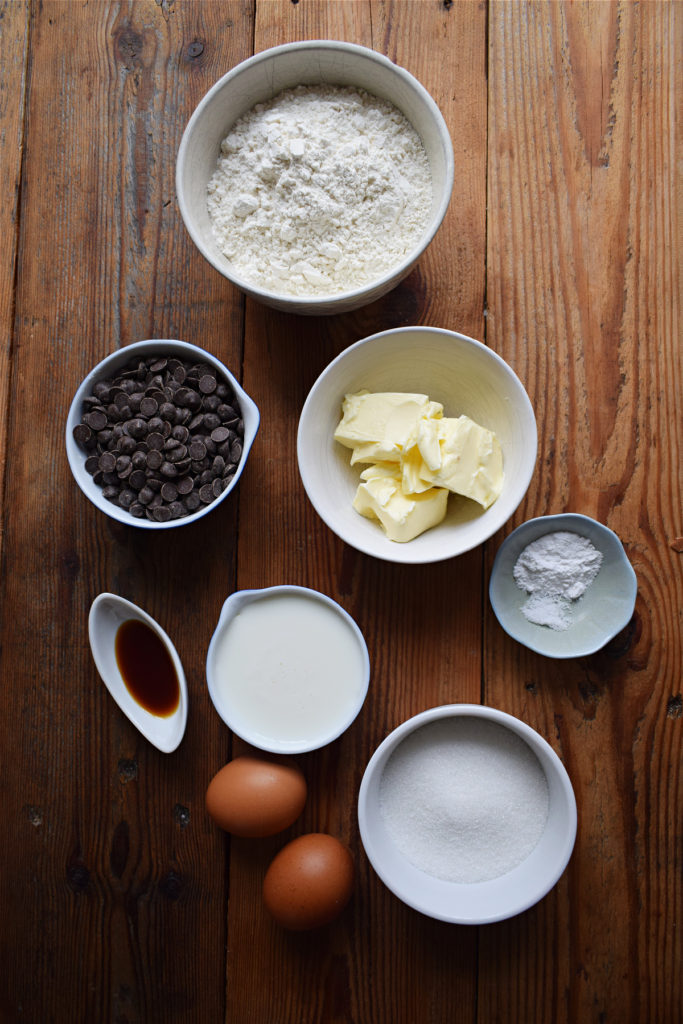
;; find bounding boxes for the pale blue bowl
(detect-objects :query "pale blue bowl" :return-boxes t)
[489,513,637,658]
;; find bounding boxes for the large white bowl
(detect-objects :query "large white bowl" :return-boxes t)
[297,326,537,563]
[489,513,638,658]
[358,705,577,925]
[176,40,454,315]
[66,339,260,529]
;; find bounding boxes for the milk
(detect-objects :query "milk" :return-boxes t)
[211,592,367,747]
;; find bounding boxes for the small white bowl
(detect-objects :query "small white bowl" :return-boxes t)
[489,513,638,658]
[66,338,259,529]
[88,593,188,753]
[358,705,577,925]
[176,40,454,315]
[297,326,537,563]
[206,585,370,753]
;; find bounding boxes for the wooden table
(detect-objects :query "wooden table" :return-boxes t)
[1,2,680,1022]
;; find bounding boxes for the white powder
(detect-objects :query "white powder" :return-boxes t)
[206,85,433,296]
[513,530,603,631]
[379,718,549,884]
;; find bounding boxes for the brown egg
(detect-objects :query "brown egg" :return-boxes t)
[263,833,354,930]
[205,755,307,837]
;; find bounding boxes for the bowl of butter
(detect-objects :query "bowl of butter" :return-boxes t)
[297,326,537,563]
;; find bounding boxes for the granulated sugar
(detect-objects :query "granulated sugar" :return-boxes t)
[379,718,549,884]
[207,85,432,296]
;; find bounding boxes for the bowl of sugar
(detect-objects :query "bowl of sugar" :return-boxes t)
[489,513,638,658]
[358,705,577,925]
[206,585,370,753]
[176,40,453,314]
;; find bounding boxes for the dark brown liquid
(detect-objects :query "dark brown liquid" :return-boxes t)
[115,618,180,718]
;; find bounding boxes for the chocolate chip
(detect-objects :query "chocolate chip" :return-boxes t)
[211,426,230,444]
[126,418,148,439]
[115,455,132,478]
[189,439,206,460]
[72,423,92,446]
[199,373,216,395]
[147,432,165,451]
[129,469,147,490]
[138,486,155,505]
[85,410,107,431]
[159,402,177,421]
[140,396,158,417]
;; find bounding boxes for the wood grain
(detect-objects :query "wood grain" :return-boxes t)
[0,1,29,563]
[485,2,681,1023]
[0,2,679,1022]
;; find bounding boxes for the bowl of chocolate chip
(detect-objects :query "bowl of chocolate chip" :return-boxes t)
[66,339,259,528]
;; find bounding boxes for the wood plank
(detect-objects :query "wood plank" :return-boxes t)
[0,3,253,1021]
[227,2,488,1022]
[0,0,29,560]
[485,2,681,1022]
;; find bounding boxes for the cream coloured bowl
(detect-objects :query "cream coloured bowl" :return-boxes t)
[297,326,537,563]
[176,40,453,314]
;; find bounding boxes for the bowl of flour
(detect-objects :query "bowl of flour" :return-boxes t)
[489,513,638,658]
[176,41,454,315]
[358,704,577,924]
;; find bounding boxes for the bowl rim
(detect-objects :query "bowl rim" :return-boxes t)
[65,338,260,529]
[297,325,538,564]
[358,703,577,924]
[205,584,371,753]
[176,40,455,308]
[489,512,638,658]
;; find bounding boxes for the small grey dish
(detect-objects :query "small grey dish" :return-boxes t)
[489,513,637,659]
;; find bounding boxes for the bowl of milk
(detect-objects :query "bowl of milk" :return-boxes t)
[206,585,370,753]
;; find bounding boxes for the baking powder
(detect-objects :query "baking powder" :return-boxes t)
[513,530,603,630]
[207,85,432,296]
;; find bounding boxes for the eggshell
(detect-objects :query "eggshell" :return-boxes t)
[205,755,307,837]
[263,833,354,930]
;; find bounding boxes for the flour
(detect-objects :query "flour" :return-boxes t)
[513,530,603,631]
[206,85,433,296]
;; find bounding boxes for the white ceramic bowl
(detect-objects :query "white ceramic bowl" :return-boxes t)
[176,40,454,315]
[66,338,259,529]
[88,593,188,753]
[489,513,638,658]
[206,585,370,753]
[358,704,577,925]
[297,326,537,563]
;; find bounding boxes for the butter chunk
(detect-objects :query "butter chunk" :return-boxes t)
[334,391,443,463]
[416,415,503,509]
[352,464,448,543]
